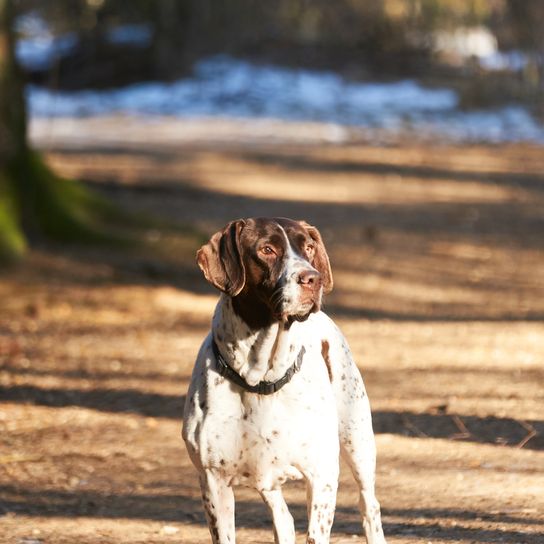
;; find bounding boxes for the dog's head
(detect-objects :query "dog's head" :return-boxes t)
[197,217,333,328]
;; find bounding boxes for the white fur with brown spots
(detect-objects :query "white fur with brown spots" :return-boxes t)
[183,217,386,544]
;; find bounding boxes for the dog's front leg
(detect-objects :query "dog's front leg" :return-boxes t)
[306,477,338,544]
[260,488,295,544]
[334,355,387,544]
[341,435,386,544]
[199,470,235,544]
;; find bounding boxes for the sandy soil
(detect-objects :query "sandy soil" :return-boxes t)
[1,120,544,543]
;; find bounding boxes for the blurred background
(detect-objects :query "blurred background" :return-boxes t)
[17,0,544,141]
[2,2,544,543]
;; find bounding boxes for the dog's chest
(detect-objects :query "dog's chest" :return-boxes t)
[196,355,338,489]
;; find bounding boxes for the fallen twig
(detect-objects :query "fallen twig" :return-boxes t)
[401,414,428,438]
[516,420,537,449]
[449,414,471,440]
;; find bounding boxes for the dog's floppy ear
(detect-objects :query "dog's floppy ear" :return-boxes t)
[197,220,246,296]
[299,221,333,294]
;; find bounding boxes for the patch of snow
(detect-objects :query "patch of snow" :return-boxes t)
[479,50,530,72]
[417,107,544,144]
[17,33,78,71]
[16,12,152,70]
[433,26,533,74]
[27,55,458,118]
[15,10,50,37]
[16,11,78,71]
[26,55,544,144]
[434,26,498,59]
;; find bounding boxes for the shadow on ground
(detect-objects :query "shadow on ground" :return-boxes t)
[24,143,544,323]
[1,484,542,542]
[2,384,541,450]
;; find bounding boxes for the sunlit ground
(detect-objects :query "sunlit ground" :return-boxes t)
[1,118,543,543]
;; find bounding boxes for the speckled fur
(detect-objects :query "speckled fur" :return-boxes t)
[183,219,386,544]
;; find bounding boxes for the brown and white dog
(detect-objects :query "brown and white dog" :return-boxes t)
[183,217,386,544]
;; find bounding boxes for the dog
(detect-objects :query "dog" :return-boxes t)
[183,217,386,544]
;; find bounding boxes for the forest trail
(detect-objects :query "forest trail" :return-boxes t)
[2,123,544,543]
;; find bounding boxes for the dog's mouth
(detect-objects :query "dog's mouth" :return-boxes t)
[269,283,321,325]
[272,308,310,324]
[277,302,319,325]
[285,313,310,326]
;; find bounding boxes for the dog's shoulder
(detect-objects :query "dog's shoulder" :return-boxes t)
[300,310,334,338]
[306,311,351,353]
[187,332,213,383]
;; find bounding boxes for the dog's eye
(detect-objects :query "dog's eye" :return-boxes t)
[305,244,315,256]
[260,245,276,256]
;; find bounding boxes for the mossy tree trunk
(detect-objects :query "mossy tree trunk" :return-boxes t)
[0,0,27,260]
[0,0,117,264]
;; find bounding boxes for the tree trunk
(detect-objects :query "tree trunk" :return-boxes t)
[0,0,26,260]
[0,0,120,263]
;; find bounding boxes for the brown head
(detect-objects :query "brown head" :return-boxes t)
[197,217,333,329]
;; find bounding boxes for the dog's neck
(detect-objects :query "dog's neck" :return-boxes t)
[212,295,302,386]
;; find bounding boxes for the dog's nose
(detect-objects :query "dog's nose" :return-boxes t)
[297,269,321,288]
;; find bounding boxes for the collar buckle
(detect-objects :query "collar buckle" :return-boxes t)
[257,381,277,395]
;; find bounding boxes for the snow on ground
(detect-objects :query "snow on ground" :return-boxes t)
[16,11,78,72]
[432,26,534,73]
[16,11,544,145]
[27,55,544,144]
[16,11,152,71]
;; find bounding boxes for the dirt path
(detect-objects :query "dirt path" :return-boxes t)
[1,123,544,543]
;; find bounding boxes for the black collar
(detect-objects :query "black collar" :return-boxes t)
[211,338,305,395]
